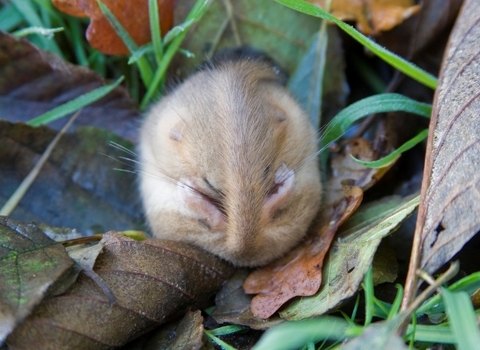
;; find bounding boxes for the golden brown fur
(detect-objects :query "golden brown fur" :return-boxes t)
[139,57,321,266]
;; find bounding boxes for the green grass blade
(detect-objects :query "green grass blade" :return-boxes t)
[276,0,437,89]
[252,317,350,350]
[417,271,480,315]
[162,18,196,46]
[209,325,244,336]
[363,267,374,326]
[97,0,153,87]
[12,26,63,38]
[9,0,63,56]
[204,330,238,350]
[148,0,163,63]
[320,93,432,150]
[141,0,210,109]
[0,4,23,31]
[351,129,429,168]
[27,77,124,126]
[442,288,480,350]
[406,324,455,344]
[387,284,404,320]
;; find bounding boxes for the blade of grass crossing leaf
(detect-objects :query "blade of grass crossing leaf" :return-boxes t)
[148,0,163,63]
[416,272,480,315]
[141,0,210,109]
[204,330,237,350]
[406,324,455,344]
[363,267,374,326]
[276,0,437,89]
[441,288,480,350]
[252,317,350,350]
[209,325,244,336]
[0,111,81,216]
[352,129,429,168]
[9,0,63,56]
[27,76,124,126]
[162,19,196,46]
[67,17,89,67]
[320,93,431,150]
[97,0,153,87]
[388,285,404,320]
[12,26,63,38]
[0,4,23,31]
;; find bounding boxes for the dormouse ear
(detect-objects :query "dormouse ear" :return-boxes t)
[198,46,288,86]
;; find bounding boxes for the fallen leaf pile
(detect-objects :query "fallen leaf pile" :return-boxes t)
[1,218,235,349]
[1,0,477,348]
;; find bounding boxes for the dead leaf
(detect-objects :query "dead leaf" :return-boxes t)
[308,0,420,35]
[376,0,464,61]
[211,270,284,330]
[244,184,363,319]
[127,310,204,350]
[52,0,175,55]
[0,216,74,342]
[0,31,139,141]
[403,0,480,308]
[6,232,235,349]
[281,194,419,320]
[326,138,395,207]
[0,122,142,233]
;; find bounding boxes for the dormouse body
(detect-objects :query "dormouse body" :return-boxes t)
[138,48,321,266]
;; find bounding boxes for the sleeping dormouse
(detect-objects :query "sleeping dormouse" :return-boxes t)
[138,48,321,266]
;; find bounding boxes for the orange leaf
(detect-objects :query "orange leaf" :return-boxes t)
[53,0,175,55]
[308,0,420,35]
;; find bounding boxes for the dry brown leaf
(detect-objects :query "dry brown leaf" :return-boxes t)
[0,217,74,342]
[6,232,235,349]
[212,270,284,330]
[403,0,480,307]
[308,0,420,35]
[128,310,204,350]
[0,32,139,141]
[52,0,175,55]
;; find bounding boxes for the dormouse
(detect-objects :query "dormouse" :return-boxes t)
[138,48,321,266]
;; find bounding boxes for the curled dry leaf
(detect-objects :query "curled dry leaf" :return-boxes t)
[212,270,284,330]
[244,138,398,319]
[281,194,419,320]
[404,0,480,303]
[6,232,235,349]
[307,0,420,35]
[0,217,74,342]
[52,0,175,55]
[0,32,139,141]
